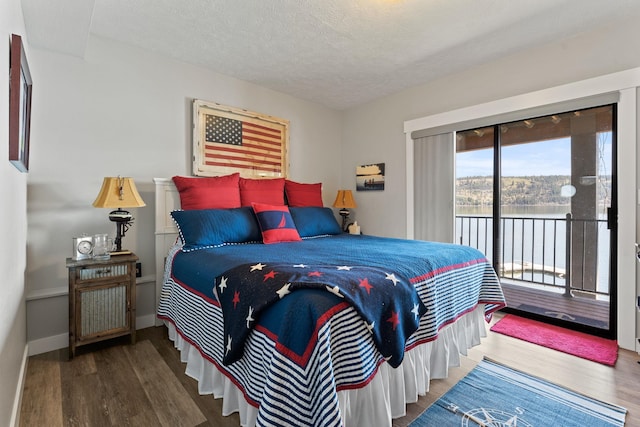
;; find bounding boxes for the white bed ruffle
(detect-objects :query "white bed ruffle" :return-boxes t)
[164,304,487,427]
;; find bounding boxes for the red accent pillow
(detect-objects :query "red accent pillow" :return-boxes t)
[285,180,323,207]
[239,177,285,206]
[172,174,241,210]
[251,203,301,244]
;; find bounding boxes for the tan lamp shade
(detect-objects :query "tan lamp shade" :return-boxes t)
[93,177,146,208]
[332,190,357,209]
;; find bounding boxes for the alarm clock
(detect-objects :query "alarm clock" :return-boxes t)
[72,235,94,260]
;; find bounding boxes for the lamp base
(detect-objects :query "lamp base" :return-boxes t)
[108,209,134,253]
[339,209,350,232]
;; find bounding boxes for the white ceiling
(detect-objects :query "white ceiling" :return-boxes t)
[20,0,640,110]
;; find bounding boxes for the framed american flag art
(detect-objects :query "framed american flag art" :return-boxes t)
[193,100,289,178]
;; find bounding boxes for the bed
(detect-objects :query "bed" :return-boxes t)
[153,176,505,427]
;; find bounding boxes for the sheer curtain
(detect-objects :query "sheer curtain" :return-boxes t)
[413,133,455,243]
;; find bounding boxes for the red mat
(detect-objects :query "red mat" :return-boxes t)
[490,314,618,366]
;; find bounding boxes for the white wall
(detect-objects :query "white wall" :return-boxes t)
[25,35,342,351]
[342,17,640,349]
[1,1,29,425]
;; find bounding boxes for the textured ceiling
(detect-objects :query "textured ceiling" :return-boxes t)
[21,0,640,110]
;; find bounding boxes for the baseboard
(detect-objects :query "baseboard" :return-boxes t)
[10,344,28,427]
[137,313,157,329]
[27,314,159,356]
[28,333,68,356]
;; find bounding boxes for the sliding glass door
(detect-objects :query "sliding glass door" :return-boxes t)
[455,105,616,338]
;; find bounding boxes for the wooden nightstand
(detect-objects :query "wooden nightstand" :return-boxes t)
[66,253,138,358]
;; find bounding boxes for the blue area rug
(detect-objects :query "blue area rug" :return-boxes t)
[409,358,626,427]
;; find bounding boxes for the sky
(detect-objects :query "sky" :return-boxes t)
[456,134,612,178]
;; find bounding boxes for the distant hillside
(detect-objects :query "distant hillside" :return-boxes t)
[456,175,611,206]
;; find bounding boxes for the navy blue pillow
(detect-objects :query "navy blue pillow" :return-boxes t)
[289,207,342,238]
[171,207,262,251]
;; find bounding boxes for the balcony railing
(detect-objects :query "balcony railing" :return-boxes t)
[456,214,610,298]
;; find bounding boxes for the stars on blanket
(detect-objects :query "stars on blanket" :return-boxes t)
[226,335,232,356]
[386,310,400,331]
[246,306,255,328]
[250,262,266,272]
[364,320,375,334]
[224,263,414,325]
[263,270,277,281]
[277,283,292,298]
[232,291,240,309]
[218,276,228,294]
[385,273,400,286]
[326,285,344,298]
[411,303,421,320]
[359,278,373,294]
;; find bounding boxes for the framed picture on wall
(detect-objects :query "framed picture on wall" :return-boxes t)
[9,34,33,173]
[192,99,289,178]
[356,163,385,191]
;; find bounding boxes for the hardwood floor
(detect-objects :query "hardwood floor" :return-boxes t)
[20,314,640,426]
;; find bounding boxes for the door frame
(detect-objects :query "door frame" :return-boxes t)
[404,69,638,351]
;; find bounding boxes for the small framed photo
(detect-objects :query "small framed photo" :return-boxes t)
[8,34,33,173]
[356,163,385,191]
[192,99,289,178]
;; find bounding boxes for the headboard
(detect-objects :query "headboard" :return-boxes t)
[154,178,180,234]
[153,178,180,325]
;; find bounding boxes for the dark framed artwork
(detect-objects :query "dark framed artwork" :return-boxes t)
[192,99,289,178]
[356,163,385,191]
[9,33,33,173]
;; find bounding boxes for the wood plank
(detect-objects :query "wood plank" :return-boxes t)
[144,326,241,426]
[123,339,207,426]
[91,345,162,425]
[19,350,63,427]
[59,352,112,426]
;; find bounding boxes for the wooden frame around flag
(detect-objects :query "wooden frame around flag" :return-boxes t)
[193,100,289,178]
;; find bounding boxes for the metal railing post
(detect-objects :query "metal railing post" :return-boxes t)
[564,212,572,296]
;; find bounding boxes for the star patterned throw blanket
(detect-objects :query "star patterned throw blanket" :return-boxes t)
[215,262,428,368]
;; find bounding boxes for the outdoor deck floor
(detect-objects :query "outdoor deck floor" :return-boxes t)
[500,280,610,330]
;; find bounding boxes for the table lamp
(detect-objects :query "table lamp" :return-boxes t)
[93,176,146,254]
[332,189,357,232]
